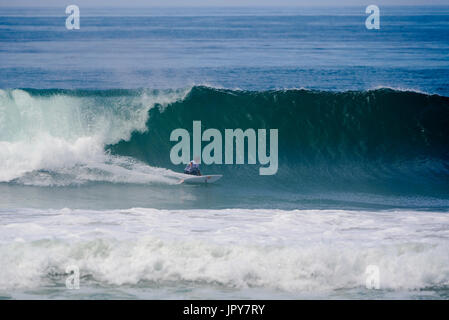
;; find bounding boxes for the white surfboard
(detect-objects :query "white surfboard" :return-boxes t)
[178,174,222,184]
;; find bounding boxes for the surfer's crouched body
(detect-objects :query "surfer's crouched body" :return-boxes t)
[184,160,201,176]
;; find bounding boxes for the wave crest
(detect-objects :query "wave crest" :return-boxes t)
[0,88,189,184]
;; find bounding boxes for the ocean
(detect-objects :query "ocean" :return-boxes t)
[0,5,449,299]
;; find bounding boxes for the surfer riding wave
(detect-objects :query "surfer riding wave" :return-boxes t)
[184,160,202,176]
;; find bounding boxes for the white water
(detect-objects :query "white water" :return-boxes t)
[1,207,448,298]
[0,89,188,185]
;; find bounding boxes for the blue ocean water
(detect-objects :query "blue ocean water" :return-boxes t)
[1,6,449,93]
[0,6,449,299]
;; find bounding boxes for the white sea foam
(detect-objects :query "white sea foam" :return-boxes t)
[0,208,448,293]
[0,88,189,185]
[368,85,432,95]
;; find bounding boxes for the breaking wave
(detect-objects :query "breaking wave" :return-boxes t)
[1,86,449,193]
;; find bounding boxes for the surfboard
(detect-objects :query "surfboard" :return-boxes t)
[178,174,222,184]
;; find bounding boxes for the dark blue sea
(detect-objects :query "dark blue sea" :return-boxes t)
[0,5,448,299]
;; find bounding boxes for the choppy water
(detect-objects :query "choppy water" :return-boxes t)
[0,6,449,299]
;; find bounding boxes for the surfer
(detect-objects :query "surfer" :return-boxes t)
[184,160,201,176]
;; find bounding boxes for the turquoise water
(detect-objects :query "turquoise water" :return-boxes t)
[0,6,449,299]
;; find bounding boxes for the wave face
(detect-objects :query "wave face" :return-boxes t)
[1,86,449,194]
[110,86,449,194]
